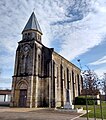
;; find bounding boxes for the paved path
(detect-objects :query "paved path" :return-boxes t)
[0,107,104,120]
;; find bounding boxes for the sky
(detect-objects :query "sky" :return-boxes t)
[0,0,106,89]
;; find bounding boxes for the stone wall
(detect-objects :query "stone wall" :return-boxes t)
[52,51,82,107]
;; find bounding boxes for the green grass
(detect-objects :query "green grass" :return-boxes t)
[75,101,106,119]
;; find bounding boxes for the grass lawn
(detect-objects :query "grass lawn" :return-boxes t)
[75,101,106,119]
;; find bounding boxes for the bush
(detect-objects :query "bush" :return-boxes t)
[75,96,95,105]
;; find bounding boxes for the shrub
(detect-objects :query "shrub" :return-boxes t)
[75,96,96,105]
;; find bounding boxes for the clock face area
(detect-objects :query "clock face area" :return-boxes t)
[23,45,30,52]
[24,46,29,52]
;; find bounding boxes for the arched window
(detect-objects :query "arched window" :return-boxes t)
[66,68,69,102]
[20,55,25,74]
[25,33,27,39]
[72,70,75,98]
[38,55,41,75]
[27,33,30,40]
[67,68,69,89]
[32,32,35,39]
[77,74,80,96]
[25,55,28,74]
[20,54,30,75]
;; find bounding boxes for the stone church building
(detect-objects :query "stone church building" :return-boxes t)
[11,12,82,108]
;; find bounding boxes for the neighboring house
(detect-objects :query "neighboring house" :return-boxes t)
[0,90,11,106]
[11,12,82,108]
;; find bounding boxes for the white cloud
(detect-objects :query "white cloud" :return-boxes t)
[56,0,106,60]
[94,67,106,77]
[0,0,106,59]
[90,56,106,65]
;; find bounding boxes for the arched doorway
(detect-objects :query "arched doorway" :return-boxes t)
[18,83,27,107]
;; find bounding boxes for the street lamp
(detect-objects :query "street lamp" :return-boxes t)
[77,59,89,120]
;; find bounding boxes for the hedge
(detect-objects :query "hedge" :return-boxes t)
[75,96,97,105]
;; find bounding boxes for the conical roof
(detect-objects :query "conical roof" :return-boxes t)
[22,12,42,34]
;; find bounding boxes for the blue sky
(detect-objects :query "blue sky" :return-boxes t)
[0,0,106,89]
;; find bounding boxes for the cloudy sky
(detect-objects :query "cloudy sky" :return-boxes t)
[0,0,106,89]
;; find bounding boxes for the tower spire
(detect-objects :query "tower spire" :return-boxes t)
[22,12,42,43]
[22,12,42,34]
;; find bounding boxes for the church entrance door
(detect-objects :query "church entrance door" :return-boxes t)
[19,89,27,107]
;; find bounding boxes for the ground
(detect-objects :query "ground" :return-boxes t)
[0,107,104,120]
[75,101,106,119]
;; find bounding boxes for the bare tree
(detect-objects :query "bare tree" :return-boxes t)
[99,73,106,101]
[77,59,100,95]
[82,69,100,95]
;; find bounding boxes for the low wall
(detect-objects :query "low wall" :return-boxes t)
[100,95,106,101]
[0,102,10,106]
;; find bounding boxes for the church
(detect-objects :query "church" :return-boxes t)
[10,12,82,108]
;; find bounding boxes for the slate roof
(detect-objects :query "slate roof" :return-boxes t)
[22,12,42,34]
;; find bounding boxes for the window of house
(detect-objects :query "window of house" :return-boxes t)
[0,95,5,102]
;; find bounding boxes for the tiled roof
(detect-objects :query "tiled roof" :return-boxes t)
[0,90,11,95]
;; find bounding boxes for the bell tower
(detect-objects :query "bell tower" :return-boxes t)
[11,12,44,108]
[22,12,42,43]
